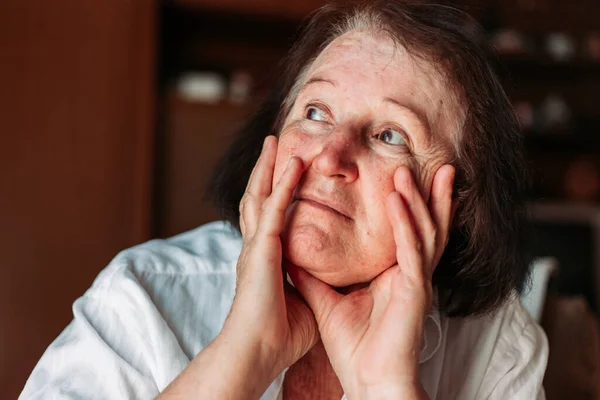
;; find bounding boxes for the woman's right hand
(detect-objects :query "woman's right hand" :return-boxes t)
[158,136,317,399]
[222,135,319,382]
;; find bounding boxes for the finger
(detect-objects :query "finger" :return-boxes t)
[428,165,455,267]
[282,285,321,353]
[386,191,425,282]
[256,157,304,238]
[240,136,277,235]
[246,136,277,196]
[393,167,436,261]
[286,263,342,327]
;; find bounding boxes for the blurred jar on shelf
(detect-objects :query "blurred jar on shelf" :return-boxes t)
[176,72,228,104]
[514,94,573,135]
[545,32,576,62]
[563,157,600,202]
[490,28,533,55]
[536,94,573,134]
[585,32,600,61]
[228,70,253,105]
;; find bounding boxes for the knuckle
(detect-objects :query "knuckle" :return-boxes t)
[430,225,438,240]
[239,195,253,213]
[415,239,423,253]
[261,197,273,214]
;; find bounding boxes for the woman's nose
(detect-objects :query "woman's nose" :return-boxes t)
[311,136,359,182]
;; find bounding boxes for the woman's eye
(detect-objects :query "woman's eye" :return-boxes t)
[305,106,328,122]
[376,128,406,146]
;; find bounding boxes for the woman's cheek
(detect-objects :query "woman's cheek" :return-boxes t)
[273,130,311,185]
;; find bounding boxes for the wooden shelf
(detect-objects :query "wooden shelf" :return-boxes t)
[497,54,600,79]
[528,201,600,223]
[525,132,600,152]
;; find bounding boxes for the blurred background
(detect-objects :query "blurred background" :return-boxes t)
[1,0,599,398]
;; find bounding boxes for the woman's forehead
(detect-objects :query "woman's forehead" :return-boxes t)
[302,30,462,144]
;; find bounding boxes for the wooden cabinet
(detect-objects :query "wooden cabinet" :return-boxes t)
[159,92,252,237]
[0,1,156,398]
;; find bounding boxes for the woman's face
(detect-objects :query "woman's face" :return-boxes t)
[274,31,459,287]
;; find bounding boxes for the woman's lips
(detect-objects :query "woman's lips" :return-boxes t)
[295,197,351,220]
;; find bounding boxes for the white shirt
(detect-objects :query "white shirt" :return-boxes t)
[20,221,548,399]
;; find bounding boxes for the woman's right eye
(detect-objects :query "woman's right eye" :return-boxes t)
[305,106,328,122]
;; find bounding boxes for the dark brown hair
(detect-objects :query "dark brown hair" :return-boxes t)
[208,0,531,317]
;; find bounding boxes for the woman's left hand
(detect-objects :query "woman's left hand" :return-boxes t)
[287,165,455,399]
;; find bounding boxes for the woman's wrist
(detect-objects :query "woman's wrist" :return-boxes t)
[158,325,280,400]
[214,324,282,395]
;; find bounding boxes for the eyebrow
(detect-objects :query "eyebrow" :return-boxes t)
[383,97,432,138]
[298,77,336,95]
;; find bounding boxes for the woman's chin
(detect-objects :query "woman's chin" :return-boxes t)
[281,220,394,287]
[281,232,376,287]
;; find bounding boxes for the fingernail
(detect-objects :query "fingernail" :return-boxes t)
[262,136,270,151]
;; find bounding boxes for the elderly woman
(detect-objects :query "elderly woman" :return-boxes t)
[21,1,547,399]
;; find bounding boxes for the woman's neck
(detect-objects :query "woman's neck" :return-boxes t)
[282,340,344,400]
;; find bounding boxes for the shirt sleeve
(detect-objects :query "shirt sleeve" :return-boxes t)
[19,262,187,400]
[482,301,549,400]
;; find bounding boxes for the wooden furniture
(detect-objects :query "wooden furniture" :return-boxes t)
[0,1,156,398]
[158,92,252,236]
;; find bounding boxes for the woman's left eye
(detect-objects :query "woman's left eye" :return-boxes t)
[375,128,406,146]
[305,106,328,122]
